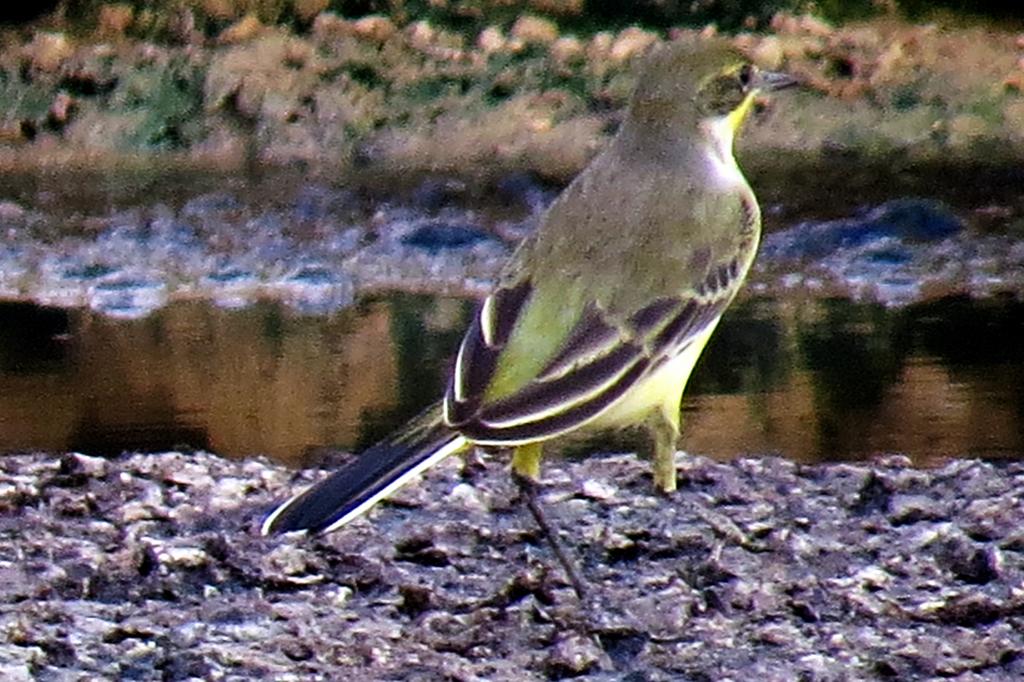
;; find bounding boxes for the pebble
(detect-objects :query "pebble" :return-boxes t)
[545,633,603,677]
[447,482,488,513]
[218,14,264,45]
[0,201,27,221]
[24,32,74,72]
[477,26,506,54]
[509,15,560,46]
[404,20,435,52]
[609,27,659,63]
[580,478,616,500]
[351,15,397,44]
[549,36,584,64]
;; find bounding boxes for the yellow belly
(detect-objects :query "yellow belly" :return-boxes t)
[589,320,720,431]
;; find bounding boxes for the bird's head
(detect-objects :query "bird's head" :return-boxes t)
[626,39,796,151]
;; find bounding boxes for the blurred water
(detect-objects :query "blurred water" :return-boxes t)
[1,293,1020,466]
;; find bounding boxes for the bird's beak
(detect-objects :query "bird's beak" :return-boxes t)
[753,69,800,92]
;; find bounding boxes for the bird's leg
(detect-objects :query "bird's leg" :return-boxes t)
[511,440,543,481]
[512,442,587,599]
[646,409,681,494]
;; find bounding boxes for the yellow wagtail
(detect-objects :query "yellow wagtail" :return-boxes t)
[262,38,794,590]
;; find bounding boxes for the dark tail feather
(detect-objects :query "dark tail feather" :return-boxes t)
[262,410,466,535]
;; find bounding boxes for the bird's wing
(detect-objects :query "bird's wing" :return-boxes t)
[443,261,742,445]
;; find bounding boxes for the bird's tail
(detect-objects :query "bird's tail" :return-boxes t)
[261,404,467,535]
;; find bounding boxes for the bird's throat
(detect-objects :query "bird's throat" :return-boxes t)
[699,115,745,187]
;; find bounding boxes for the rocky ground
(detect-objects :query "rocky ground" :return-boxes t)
[1,449,1023,680]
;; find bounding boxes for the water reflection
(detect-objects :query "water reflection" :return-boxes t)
[0,295,1021,466]
[0,297,470,465]
[684,295,1024,464]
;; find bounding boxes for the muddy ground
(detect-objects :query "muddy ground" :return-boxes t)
[1,449,1022,680]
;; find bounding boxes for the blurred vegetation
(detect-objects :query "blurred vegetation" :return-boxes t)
[2,0,1020,36]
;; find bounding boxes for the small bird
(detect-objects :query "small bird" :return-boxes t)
[262,39,794,587]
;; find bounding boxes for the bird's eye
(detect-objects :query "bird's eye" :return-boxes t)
[738,64,754,89]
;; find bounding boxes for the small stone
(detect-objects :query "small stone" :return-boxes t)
[66,452,108,477]
[330,586,353,607]
[282,640,315,661]
[156,545,210,569]
[477,26,506,54]
[545,633,602,677]
[97,4,134,36]
[580,479,616,501]
[609,27,658,63]
[755,622,802,645]
[117,501,158,523]
[25,32,74,73]
[632,586,695,635]
[0,201,27,220]
[549,36,584,64]
[510,15,559,46]
[586,31,614,62]
[888,494,947,525]
[265,545,321,578]
[699,24,718,39]
[405,20,435,52]
[923,592,1006,627]
[351,15,397,44]
[218,14,264,44]
[851,565,892,589]
[447,482,488,513]
[934,532,1003,585]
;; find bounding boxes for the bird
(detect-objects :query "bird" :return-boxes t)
[262,38,794,591]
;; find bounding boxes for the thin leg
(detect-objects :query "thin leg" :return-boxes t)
[516,474,588,599]
[511,441,542,481]
[511,443,587,598]
[648,408,681,493]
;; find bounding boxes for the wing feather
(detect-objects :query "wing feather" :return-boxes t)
[444,254,748,445]
[478,341,645,428]
[536,303,625,381]
[444,280,531,424]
